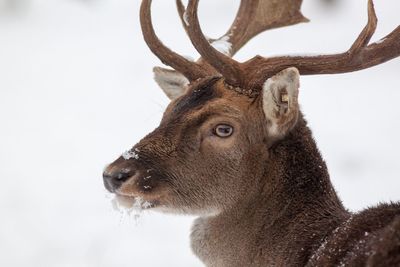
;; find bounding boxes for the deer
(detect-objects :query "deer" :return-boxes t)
[103,0,400,266]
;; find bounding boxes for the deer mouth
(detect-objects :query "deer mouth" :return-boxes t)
[113,176,166,211]
[112,194,158,211]
[112,177,171,210]
[103,149,171,211]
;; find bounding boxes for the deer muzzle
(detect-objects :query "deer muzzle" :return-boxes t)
[103,150,163,199]
[103,164,136,193]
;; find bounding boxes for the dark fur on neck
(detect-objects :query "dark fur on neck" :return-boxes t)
[191,114,349,266]
[250,114,350,265]
[191,114,400,267]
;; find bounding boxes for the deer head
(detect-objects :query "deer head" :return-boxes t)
[103,0,400,216]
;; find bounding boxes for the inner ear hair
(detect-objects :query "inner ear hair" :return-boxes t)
[262,67,300,137]
[281,92,289,103]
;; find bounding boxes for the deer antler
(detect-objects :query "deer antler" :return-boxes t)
[145,0,308,84]
[226,0,309,56]
[140,0,211,81]
[183,0,400,90]
[184,0,310,86]
[176,0,308,86]
[184,0,245,86]
[243,0,400,89]
[143,0,400,91]
[177,0,308,57]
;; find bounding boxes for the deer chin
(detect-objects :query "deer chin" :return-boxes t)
[155,205,223,217]
[113,178,168,211]
[115,186,222,216]
[112,192,159,211]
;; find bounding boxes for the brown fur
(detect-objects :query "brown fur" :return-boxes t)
[104,78,400,266]
[106,1,400,265]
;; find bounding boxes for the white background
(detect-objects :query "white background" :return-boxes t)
[0,0,399,266]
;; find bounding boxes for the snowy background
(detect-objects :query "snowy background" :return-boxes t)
[0,0,399,266]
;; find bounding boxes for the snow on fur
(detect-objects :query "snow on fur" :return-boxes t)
[211,36,232,56]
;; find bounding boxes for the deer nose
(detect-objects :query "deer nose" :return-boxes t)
[103,168,135,192]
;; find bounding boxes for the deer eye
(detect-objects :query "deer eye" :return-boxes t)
[214,124,234,138]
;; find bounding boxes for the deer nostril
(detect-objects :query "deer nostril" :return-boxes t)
[116,168,134,181]
[103,168,135,192]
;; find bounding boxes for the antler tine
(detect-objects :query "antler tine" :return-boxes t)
[244,0,400,89]
[223,0,309,56]
[185,0,245,86]
[174,0,308,86]
[176,0,189,37]
[177,0,308,58]
[176,0,218,45]
[349,0,377,54]
[140,0,210,81]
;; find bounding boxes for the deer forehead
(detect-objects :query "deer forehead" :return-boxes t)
[165,78,253,119]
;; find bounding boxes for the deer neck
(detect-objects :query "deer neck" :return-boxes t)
[191,114,350,266]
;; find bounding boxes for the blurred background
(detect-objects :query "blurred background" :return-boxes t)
[0,0,399,266]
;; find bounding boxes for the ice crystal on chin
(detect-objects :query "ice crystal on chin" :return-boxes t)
[122,148,139,160]
[111,195,152,224]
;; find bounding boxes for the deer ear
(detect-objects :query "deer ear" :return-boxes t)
[153,67,189,100]
[262,67,300,137]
